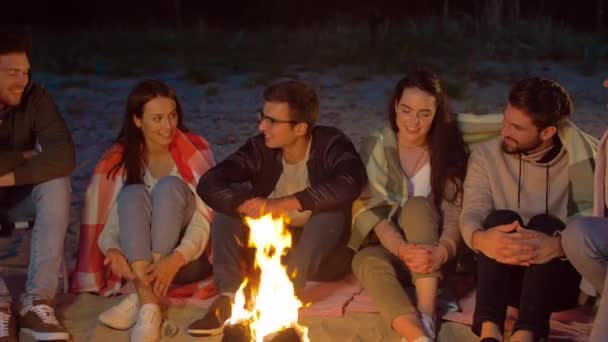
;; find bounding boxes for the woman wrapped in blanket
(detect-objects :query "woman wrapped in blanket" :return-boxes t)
[350,70,468,342]
[94,80,214,341]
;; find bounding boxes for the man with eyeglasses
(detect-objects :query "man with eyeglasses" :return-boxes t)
[189,80,366,336]
[0,30,74,340]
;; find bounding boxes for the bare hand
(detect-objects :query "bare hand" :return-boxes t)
[237,197,267,217]
[103,249,136,281]
[525,229,562,264]
[475,221,538,266]
[398,243,433,273]
[146,253,185,297]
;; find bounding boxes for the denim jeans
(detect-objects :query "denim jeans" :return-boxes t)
[212,209,353,294]
[472,210,580,339]
[117,176,211,284]
[562,217,608,342]
[0,176,71,305]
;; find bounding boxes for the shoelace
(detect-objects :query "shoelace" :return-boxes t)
[116,296,138,312]
[0,312,10,336]
[31,305,60,326]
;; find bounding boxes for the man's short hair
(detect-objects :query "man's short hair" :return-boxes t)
[0,29,31,56]
[508,77,572,130]
[263,80,319,133]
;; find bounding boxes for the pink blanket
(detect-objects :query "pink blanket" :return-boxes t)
[442,290,595,341]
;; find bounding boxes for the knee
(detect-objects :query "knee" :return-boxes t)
[154,176,188,195]
[562,217,603,257]
[117,184,148,207]
[34,177,71,202]
[399,196,438,239]
[482,209,522,229]
[528,214,566,234]
[400,197,434,224]
[33,177,71,216]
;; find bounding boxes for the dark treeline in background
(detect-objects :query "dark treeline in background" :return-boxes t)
[4,0,607,32]
[3,0,607,82]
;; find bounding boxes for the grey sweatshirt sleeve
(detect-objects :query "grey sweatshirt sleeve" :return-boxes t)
[460,147,494,249]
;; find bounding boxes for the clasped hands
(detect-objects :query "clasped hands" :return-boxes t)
[104,249,186,296]
[473,221,562,266]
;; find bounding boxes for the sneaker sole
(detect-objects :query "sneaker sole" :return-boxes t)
[187,325,224,336]
[98,313,137,330]
[21,328,70,340]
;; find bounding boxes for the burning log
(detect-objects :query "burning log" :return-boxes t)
[224,214,309,342]
[222,324,303,342]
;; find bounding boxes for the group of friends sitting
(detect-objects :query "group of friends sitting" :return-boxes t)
[0,31,607,342]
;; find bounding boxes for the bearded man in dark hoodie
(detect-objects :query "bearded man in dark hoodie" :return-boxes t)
[0,30,74,341]
[461,78,596,342]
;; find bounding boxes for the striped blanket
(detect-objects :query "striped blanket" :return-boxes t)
[70,130,215,296]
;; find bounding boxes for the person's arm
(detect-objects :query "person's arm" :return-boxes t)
[98,202,123,255]
[374,219,406,256]
[293,134,367,212]
[196,137,259,215]
[438,180,463,261]
[173,205,211,263]
[460,148,494,251]
[10,87,75,185]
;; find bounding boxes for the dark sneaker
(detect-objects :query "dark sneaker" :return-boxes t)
[188,295,232,336]
[19,299,69,340]
[0,307,16,342]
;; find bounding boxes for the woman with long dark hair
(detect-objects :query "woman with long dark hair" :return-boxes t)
[73,80,214,341]
[350,69,468,342]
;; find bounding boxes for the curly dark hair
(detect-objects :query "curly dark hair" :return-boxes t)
[508,77,572,130]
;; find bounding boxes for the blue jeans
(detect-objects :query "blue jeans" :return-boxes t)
[562,217,608,342]
[212,210,353,294]
[116,176,211,284]
[0,177,71,305]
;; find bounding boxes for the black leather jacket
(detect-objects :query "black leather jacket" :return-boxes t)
[197,125,367,216]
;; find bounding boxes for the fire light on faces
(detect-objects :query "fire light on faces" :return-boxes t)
[226,214,309,342]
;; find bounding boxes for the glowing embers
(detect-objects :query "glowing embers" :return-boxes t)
[222,214,308,342]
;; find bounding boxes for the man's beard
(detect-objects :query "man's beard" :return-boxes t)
[501,136,544,154]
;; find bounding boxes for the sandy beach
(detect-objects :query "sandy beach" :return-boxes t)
[1,62,606,341]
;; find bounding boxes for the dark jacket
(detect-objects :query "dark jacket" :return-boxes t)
[197,125,367,216]
[0,82,75,185]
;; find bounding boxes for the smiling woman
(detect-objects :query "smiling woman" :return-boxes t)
[350,69,468,342]
[72,79,215,342]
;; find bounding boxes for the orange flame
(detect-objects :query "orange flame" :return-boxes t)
[227,214,309,342]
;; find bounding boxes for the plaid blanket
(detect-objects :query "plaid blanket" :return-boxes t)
[70,130,215,296]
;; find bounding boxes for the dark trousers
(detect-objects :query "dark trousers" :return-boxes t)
[472,210,581,339]
[212,210,354,294]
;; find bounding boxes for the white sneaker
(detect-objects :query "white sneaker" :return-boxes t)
[130,304,162,342]
[98,293,139,330]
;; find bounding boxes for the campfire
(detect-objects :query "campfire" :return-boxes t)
[222,214,309,342]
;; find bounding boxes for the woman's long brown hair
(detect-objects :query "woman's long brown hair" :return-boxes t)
[388,69,469,207]
[107,79,188,184]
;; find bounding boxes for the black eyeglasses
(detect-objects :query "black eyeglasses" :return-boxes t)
[257,110,300,125]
